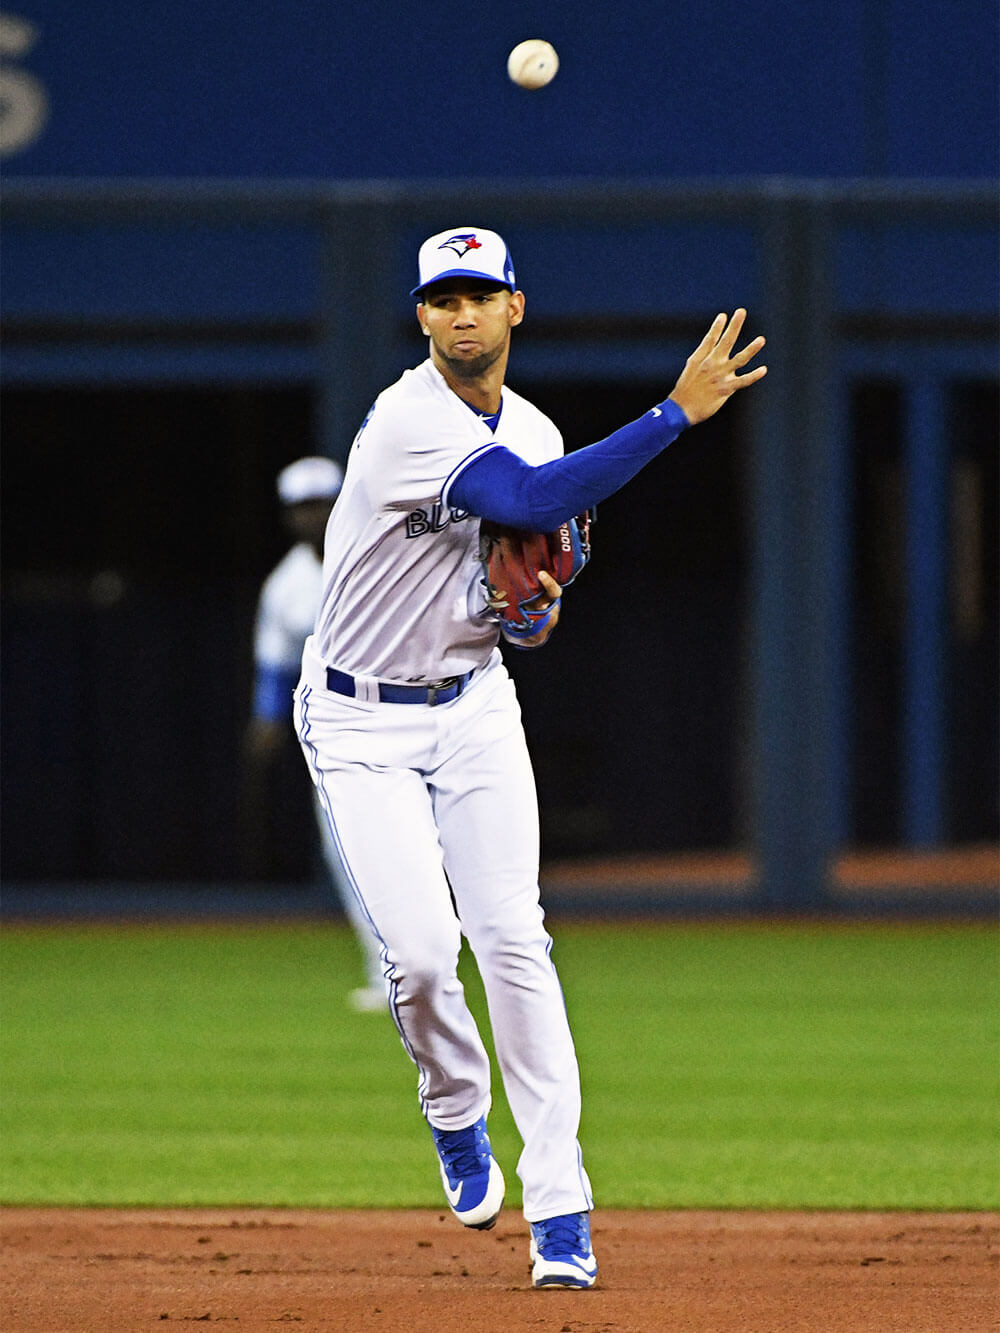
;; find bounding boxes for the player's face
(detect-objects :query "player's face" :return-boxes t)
[417,280,525,379]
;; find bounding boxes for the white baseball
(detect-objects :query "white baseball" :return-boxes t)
[507,39,559,90]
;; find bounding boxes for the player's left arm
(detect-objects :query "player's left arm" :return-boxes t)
[449,310,765,529]
[448,405,687,531]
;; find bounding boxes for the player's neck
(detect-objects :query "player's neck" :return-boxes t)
[431,347,507,415]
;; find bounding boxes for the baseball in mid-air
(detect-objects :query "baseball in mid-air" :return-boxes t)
[507,39,559,90]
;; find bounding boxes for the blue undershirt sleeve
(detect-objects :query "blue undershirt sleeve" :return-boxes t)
[253,663,299,723]
[448,398,689,529]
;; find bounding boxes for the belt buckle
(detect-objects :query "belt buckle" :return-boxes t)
[427,677,455,707]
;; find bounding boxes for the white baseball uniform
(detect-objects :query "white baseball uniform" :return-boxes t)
[295,357,593,1222]
[253,541,384,994]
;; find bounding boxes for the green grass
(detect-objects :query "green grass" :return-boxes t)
[1,919,996,1209]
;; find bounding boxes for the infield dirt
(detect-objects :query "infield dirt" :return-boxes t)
[1,1206,996,1331]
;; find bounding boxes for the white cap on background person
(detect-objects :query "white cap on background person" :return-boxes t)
[411,227,516,298]
[276,456,344,506]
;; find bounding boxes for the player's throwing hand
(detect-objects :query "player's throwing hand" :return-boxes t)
[668,309,767,425]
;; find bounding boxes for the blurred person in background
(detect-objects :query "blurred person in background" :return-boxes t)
[244,456,386,1012]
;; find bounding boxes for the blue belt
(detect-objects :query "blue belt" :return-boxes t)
[326,666,474,707]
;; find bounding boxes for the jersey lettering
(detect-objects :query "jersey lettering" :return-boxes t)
[405,504,472,538]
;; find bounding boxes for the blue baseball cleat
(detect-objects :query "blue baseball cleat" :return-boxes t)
[430,1116,505,1230]
[529,1210,598,1289]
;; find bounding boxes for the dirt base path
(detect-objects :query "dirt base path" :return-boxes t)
[2,1207,996,1331]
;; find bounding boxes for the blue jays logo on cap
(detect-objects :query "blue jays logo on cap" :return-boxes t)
[412,226,516,298]
[439,233,483,259]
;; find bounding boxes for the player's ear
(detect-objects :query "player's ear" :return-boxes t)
[416,303,431,336]
[508,290,525,328]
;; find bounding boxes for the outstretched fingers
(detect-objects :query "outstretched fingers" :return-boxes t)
[669,309,767,422]
[732,362,768,388]
[695,312,728,356]
[714,314,767,395]
[695,309,758,367]
[717,307,748,355]
[741,362,773,383]
[730,333,766,368]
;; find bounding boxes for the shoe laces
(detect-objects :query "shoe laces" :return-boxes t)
[534,1211,589,1256]
[433,1121,490,1179]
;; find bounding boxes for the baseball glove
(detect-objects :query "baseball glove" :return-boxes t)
[479,511,592,639]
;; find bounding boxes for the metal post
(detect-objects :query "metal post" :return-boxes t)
[751,186,841,909]
[903,376,948,845]
[315,197,400,463]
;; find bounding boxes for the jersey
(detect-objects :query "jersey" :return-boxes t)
[310,357,564,682]
[253,542,324,721]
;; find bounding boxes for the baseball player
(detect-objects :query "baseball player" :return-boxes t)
[294,227,766,1288]
[247,456,386,1011]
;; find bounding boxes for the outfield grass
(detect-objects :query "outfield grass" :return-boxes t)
[0,919,995,1209]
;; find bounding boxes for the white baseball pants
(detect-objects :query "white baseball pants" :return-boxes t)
[295,644,593,1222]
[313,789,385,993]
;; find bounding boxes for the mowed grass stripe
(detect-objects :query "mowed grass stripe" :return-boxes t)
[1,919,995,1207]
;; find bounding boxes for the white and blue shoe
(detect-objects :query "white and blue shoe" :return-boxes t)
[529,1211,598,1289]
[430,1116,505,1230]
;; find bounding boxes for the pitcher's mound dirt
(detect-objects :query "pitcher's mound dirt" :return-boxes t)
[1,1207,996,1332]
